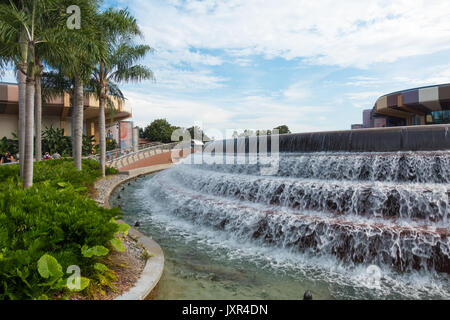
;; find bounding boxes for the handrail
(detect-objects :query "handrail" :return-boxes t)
[103,142,162,160]
[91,141,163,162]
[103,141,185,169]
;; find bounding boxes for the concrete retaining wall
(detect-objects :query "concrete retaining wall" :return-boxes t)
[210,124,450,153]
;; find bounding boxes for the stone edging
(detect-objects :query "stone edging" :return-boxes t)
[93,164,174,300]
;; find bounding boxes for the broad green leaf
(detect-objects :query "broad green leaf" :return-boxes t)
[67,277,90,292]
[110,239,126,252]
[37,254,63,279]
[81,245,109,258]
[57,182,69,188]
[51,278,67,290]
[94,263,109,273]
[116,223,130,236]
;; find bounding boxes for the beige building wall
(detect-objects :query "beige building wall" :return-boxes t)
[41,116,62,132]
[0,115,76,139]
[0,114,18,138]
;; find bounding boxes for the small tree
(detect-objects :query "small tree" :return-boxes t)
[273,125,291,134]
[143,119,179,143]
[187,126,210,142]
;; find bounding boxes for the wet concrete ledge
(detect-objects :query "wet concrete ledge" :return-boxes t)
[212,124,450,153]
[93,164,174,300]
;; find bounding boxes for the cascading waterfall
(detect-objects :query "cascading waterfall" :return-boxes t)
[143,151,450,275]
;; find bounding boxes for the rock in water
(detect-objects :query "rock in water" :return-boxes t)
[303,290,313,300]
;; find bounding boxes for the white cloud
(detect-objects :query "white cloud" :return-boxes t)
[126,89,332,134]
[0,69,16,83]
[282,82,311,101]
[345,91,381,109]
[392,63,450,87]
[133,0,450,68]
[152,67,228,90]
[345,76,384,87]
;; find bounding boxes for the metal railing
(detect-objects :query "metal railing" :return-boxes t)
[104,142,182,169]
[96,141,163,162]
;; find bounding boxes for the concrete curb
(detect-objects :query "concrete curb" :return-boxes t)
[94,164,174,300]
[114,225,164,300]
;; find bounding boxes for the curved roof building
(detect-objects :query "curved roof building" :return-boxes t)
[374,83,450,126]
[353,84,450,129]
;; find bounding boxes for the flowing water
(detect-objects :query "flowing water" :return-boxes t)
[111,151,450,299]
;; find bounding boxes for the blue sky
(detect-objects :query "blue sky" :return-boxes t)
[4,0,450,137]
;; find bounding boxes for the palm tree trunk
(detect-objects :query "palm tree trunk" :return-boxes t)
[71,91,75,159]
[18,68,26,176]
[23,76,35,188]
[73,74,83,171]
[99,95,106,177]
[18,30,27,177]
[34,70,42,161]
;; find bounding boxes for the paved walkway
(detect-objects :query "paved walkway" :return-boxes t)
[118,148,191,172]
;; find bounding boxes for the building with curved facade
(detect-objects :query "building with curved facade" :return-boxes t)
[352,83,450,128]
[0,81,132,142]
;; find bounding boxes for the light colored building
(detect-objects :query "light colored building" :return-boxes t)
[352,84,450,129]
[0,82,132,143]
[373,83,450,126]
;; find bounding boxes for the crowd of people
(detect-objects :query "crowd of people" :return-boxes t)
[0,151,62,164]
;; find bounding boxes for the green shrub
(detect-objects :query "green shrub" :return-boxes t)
[42,126,96,157]
[0,136,19,156]
[0,159,126,300]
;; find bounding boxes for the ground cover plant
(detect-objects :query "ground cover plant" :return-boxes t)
[0,159,128,300]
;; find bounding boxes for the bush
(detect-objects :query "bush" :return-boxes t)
[0,136,19,156]
[0,159,125,300]
[42,126,96,157]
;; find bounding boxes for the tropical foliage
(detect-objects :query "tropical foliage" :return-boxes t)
[0,0,152,187]
[41,126,95,156]
[0,135,19,155]
[0,159,124,300]
[88,8,153,177]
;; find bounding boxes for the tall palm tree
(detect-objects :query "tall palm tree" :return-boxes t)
[66,1,105,171]
[0,1,29,177]
[92,9,153,176]
[40,0,105,171]
[0,0,43,187]
[0,0,76,187]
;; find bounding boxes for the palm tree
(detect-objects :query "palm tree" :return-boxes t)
[68,1,105,171]
[0,0,81,186]
[92,9,153,176]
[42,0,105,171]
[0,0,44,187]
[0,1,29,177]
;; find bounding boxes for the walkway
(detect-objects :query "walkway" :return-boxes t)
[119,148,191,172]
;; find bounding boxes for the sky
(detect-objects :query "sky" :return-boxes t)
[4,0,450,138]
